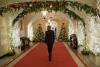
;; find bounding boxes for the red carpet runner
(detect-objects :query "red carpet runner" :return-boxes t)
[14,42,78,67]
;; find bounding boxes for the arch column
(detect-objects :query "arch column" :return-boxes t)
[20,21,28,37]
[0,15,11,56]
[0,11,22,56]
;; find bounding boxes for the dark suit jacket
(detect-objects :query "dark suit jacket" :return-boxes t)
[45,30,55,44]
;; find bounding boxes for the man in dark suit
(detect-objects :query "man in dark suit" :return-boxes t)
[45,25,55,62]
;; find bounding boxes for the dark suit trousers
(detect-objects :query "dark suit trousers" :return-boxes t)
[47,41,54,61]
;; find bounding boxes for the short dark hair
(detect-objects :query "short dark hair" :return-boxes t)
[47,25,51,30]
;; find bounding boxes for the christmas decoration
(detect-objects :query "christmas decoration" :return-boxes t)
[81,46,90,55]
[58,23,68,42]
[32,24,45,42]
[0,1,99,25]
[0,7,12,15]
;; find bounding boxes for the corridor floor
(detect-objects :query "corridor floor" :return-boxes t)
[7,41,86,67]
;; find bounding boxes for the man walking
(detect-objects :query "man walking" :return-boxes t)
[45,25,55,62]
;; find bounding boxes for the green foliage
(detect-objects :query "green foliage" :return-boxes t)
[81,50,90,55]
[0,1,99,25]
[81,47,90,55]
[32,25,45,42]
[0,7,12,15]
[33,31,44,42]
[58,26,68,42]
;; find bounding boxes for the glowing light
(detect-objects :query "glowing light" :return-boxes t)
[41,11,48,16]
[68,20,74,36]
[48,19,51,23]
[46,19,57,31]
[77,21,84,45]
[10,22,21,47]
[28,22,33,41]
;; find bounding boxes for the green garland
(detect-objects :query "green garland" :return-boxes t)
[0,7,12,15]
[0,1,99,25]
[58,25,68,42]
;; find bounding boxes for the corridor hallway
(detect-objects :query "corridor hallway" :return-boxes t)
[7,41,86,67]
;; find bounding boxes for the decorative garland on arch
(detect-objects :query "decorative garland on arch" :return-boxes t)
[0,1,99,25]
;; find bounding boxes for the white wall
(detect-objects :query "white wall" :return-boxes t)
[0,10,22,56]
[88,17,100,55]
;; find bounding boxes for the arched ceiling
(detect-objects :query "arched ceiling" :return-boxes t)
[0,0,97,7]
[22,11,71,26]
[0,0,98,25]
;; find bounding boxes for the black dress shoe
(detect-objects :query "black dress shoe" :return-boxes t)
[49,57,51,62]
[49,58,51,62]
